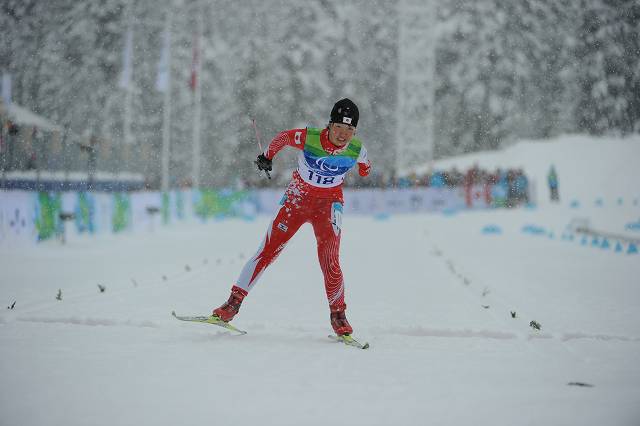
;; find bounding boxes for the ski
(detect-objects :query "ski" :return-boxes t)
[328,334,370,350]
[171,311,247,335]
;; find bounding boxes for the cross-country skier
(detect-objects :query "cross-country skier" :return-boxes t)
[211,98,371,336]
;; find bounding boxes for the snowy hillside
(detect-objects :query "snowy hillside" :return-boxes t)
[1,136,639,426]
[422,134,640,208]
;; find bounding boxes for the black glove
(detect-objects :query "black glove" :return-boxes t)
[255,154,272,172]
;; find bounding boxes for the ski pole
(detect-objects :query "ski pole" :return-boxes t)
[251,118,271,179]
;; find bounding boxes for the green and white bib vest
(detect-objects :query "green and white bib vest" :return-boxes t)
[297,128,363,188]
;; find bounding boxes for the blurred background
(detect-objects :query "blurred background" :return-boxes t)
[1,0,638,190]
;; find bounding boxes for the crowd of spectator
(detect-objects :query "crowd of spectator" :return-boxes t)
[242,164,531,208]
[342,164,530,207]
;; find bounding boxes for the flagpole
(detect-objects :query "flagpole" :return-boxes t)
[160,11,172,192]
[123,51,132,147]
[191,5,203,189]
[123,65,132,185]
[121,1,134,182]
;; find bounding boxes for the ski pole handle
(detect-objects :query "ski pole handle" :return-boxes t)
[255,154,272,180]
[251,118,271,179]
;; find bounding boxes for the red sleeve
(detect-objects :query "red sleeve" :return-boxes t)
[264,128,306,160]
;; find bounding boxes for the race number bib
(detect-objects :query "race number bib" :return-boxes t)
[297,155,347,188]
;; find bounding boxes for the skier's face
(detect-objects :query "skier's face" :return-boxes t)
[328,123,356,147]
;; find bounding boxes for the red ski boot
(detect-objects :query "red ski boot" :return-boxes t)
[213,286,248,322]
[330,305,353,336]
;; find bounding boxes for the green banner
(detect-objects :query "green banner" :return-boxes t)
[35,191,62,241]
[162,192,170,225]
[112,192,131,233]
[194,190,249,219]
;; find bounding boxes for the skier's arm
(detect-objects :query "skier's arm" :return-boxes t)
[357,145,371,176]
[263,128,307,160]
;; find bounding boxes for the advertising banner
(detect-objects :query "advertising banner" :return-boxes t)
[0,190,37,245]
[0,186,503,245]
[130,191,162,232]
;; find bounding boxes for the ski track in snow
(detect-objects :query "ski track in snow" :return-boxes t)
[6,315,638,344]
[373,326,639,343]
[15,316,160,328]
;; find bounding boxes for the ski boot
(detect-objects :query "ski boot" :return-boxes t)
[213,285,248,322]
[330,305,353,336]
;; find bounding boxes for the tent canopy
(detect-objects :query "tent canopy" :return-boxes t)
[4,102,62,132]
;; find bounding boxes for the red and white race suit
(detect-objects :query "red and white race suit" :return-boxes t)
[234,127,370,310]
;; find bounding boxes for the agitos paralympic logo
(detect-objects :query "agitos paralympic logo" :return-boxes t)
[314,157,339,172]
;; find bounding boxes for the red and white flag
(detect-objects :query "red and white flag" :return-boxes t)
[189,32,200,92]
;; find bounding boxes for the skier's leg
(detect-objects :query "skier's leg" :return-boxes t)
[311,200,352,335]
[235,198,306,291]
[213,196,306,321]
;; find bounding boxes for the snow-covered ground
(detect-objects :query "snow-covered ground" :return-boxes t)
[1,134,640,426]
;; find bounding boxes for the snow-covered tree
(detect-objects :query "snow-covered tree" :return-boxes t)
[2,0,638,185]
[575,0,640,134]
